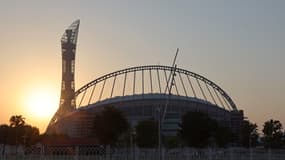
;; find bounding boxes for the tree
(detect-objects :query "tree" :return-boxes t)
[262,119,283,148]
[0,124,10,144]
[9,115,26,146]
[21,125,40,146]
[163,136,180,149]
[135,120,158,148]
[92,106,130,146]
[212,124,233,147]
[9,115,25,127]
[179,112,214,147]
[240,120,259,148]
[2,116,40,147]
[178,111,232,148]
[0,124,10,155]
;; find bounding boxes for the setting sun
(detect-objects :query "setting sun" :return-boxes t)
[25,88,58,119]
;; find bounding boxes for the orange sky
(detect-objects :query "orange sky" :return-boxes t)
[0,1,284,133]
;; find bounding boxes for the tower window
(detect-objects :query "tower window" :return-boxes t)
[71,99,76,107]
[71,60,75,73]
[63,60,66,73]
[62,82,65,90]
[71,81,75,90]
[60,99,65,105]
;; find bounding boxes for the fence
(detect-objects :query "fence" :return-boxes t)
[1,145,285,160]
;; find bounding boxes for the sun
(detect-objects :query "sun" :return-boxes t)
[25,88,58,119]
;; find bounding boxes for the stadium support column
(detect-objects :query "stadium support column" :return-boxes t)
[46,20,80,132]
[230,110,244,142]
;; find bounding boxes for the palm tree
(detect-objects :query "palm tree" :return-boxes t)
[9,115,25,127]
[9,115,25,153]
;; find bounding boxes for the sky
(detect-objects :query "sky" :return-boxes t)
[0,0,284,133]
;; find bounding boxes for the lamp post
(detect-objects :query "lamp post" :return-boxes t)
[249,133,252,160]
[132,128,136,160]
[158,65,177,160]
[130,127,136,160]
[158,49,179,160]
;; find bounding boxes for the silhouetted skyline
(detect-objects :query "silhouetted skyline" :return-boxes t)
[0,1,284,132]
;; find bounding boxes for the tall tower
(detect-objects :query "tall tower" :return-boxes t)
[46,20,80,132]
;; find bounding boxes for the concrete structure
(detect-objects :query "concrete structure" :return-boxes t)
[46,20,244,141]
[47,20,79,133]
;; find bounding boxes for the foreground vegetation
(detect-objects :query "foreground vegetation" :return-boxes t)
[1,109,285,149]
[90,106,285,148]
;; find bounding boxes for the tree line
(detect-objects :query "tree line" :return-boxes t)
[1,108,284,149]
[0,115,40,154]
[91,106,285,149]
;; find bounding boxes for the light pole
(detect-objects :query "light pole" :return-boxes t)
[131,129,136,160]
[158,49,179,160]
[130,128,136,160]
[249,132,252,160]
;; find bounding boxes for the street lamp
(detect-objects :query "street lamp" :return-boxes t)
[130,128,136,160]
[158,49,179,160]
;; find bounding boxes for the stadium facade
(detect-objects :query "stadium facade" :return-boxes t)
[46,20,244,140]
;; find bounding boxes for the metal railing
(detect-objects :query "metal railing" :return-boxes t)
[0,145,285,160]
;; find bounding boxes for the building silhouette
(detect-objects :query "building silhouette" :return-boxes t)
[46,20,244,141]
[46,20,79,133]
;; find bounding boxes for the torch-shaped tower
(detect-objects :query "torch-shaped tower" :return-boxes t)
[47,20,80,132]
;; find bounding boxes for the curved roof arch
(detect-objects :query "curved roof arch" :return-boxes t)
[75,65,237,111]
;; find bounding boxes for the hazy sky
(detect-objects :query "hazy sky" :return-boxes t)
[0,0,284,132]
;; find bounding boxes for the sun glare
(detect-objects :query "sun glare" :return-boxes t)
[25,88,58,119]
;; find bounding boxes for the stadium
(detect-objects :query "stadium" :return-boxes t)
[46,20,244,139]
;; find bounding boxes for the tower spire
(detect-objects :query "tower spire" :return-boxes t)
[46,20,80,133]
